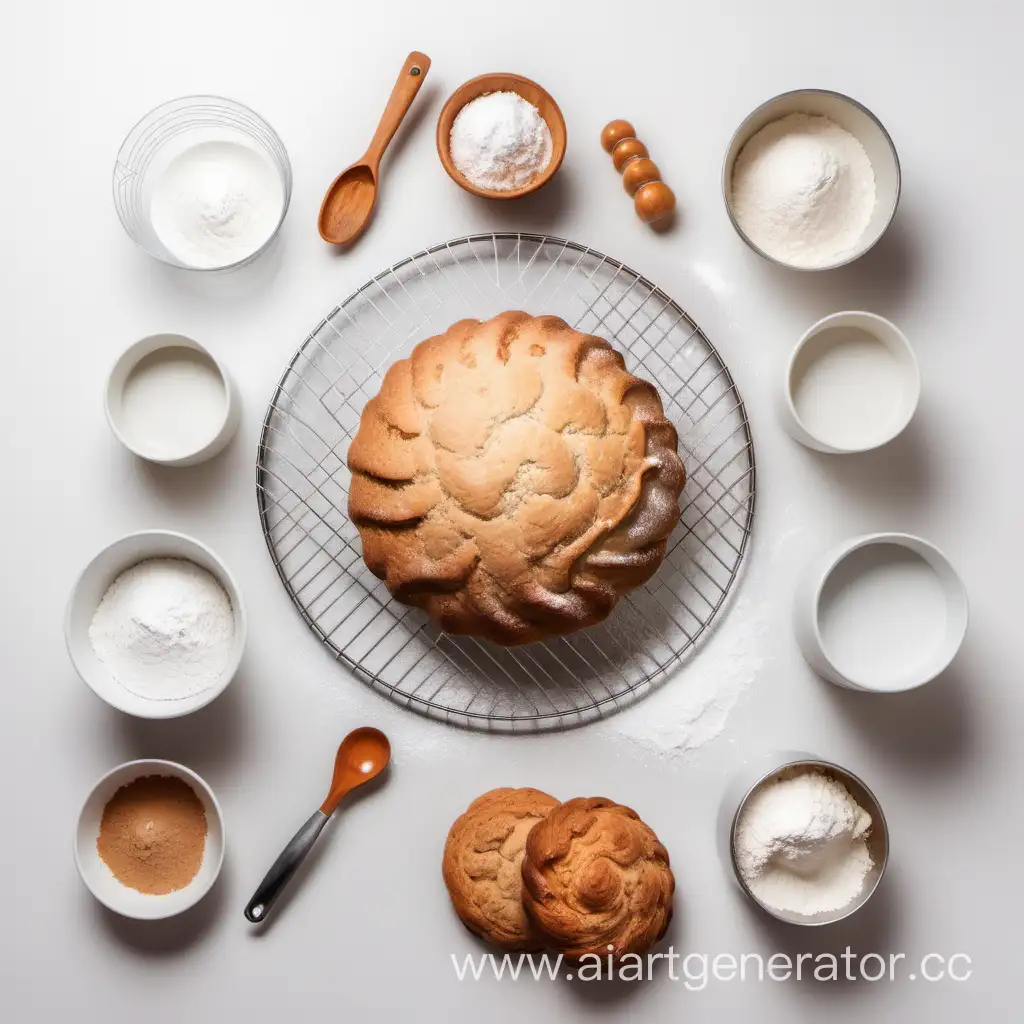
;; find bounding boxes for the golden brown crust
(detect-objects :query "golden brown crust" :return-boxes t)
[348,312,686,645]
[442,787,561,951]
[520,796,674,959]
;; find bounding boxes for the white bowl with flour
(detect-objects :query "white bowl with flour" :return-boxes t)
[723,89,900,271]
[794,533,968,692]
[65,531,247,718]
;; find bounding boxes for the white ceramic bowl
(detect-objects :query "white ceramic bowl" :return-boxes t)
[723,89,901,271]
[105,333,240,466]
[75,759,225,919]
[720,751,889,926]
[65,530,247,718]
[781,311,920,453]
[794,532,968,692]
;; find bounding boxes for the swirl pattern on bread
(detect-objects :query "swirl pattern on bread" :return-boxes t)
[521,796,674,958]
[347,312,686,645]
[442,787,560,950]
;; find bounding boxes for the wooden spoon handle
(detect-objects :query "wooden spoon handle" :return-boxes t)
[364,51,431,168]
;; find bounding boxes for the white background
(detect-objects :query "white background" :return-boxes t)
[4,2,1020,1020]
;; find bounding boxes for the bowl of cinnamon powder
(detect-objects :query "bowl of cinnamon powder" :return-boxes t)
[75,759,225,919]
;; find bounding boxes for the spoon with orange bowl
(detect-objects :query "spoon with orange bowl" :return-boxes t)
[244,727,391,923]
[318,52,431,246]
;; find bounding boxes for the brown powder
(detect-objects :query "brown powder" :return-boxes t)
[97,775,208,895]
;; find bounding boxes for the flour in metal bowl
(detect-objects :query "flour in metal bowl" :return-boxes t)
[729,113,876,269]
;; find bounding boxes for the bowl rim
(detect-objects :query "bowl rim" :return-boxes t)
[721,87,902,272]
[112,93,293,273]
[806,531,969,692]
[64,528,248,719]
[785,310,921,453]
[74,758,226,920]
[729,757,890,926]
[436,73,567,200]
[104,332,236,465]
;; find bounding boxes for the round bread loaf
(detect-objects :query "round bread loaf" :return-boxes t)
[442,787,560,950]
[347,312,686,645]
[521,796,674,959]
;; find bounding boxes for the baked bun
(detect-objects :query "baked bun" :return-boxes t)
[521,796,674,958]
[442,787,560,950]
[348,312,685,645]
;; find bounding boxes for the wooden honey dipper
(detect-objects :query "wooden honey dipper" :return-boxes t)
[601,120,676,224]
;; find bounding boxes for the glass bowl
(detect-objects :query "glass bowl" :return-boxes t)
[113,95,292,271]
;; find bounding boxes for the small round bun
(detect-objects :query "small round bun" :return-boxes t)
[521,796,674,958]
[442,787,560,950]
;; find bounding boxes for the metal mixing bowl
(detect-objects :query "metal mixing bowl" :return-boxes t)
[727,756,890,926]
[722,88,901,271]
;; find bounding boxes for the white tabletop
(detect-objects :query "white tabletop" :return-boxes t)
[5,1,1019,1020]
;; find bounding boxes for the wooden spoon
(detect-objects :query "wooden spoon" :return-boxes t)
[318,52,431,246]
[244,727,391,923]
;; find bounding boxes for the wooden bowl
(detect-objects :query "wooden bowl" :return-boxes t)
[436,74,566,199]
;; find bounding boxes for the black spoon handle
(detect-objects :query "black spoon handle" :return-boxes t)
[244,810,329,923]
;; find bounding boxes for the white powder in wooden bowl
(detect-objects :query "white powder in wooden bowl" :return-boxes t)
[449,92,552,191]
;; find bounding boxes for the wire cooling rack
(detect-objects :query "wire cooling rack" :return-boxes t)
[257,234,755,730]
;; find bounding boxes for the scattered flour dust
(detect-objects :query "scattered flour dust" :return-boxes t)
[607,596,766,755]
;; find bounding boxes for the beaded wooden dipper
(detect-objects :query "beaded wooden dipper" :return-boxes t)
[601,120,676,224]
